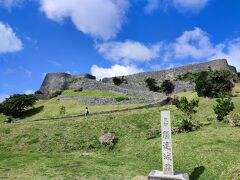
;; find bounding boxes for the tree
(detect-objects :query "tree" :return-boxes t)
[144,78,160,92]
[0,103,2,113]
[160,80,175,95]
[195,69,235,98]
[213,96,234,121]
[1,94,38,118]
[176,96,199,119]
[175,96,199,131]
[113,77,122,86]
[59,105,66,116]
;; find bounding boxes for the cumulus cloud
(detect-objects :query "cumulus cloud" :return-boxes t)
[210,38,240,71]
[40,0,129,40]
[96,40,161,64]
[173,0,209,12]
[171,27,216,60]
[0,94,9,103]
[163,27,240,71]
[91,64,143,80]
[0,21,23,53]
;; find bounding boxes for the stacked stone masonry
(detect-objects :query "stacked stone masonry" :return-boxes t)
[39,59,237,102]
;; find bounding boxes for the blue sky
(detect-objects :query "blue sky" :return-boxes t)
[0,0,240,101]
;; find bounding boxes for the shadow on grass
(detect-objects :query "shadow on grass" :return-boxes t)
[190,166,205,180]
[20,106,44,119]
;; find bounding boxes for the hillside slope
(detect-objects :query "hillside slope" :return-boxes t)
[0,92,240,179]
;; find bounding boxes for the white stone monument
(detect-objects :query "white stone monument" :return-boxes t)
[148,111,189,180]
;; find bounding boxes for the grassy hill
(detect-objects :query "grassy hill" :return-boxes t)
[0,90,142,122]
[0,91,240,179]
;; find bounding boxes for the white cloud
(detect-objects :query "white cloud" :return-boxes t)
[40,0,129,40]
[173,0,209,12]
[91,64,143,80]
[163,27,240,71]
[144,0,209,14]
[210,38,240,71]
[0,94,9,103]
[0,21,23,53]
[24,89,34,94]
[145,0,160,14]
[172,27,216,60]
[96,40,161,64]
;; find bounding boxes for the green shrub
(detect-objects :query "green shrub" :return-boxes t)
[195,69,235,98]
[160,80,175,95]
[144,78,160,92]
[113,77,122,86]
[213,96,234,121]
[0,103,2,113]
[115,96,129,102]
[1,94,38,118]
[177,72,199,82]
[34,90,42,95]
[175,96,199,131]
[74,88,83,92]
[176,96,199,119]
[59,105,66,116]
[178,118,194,132]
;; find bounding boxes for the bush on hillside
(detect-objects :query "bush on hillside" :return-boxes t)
[144,78,160,92]
[115,96,129,102]
[113,76,127,86]
[160,80,175,95]
[0,103,2,113]
[177,72,200,82]
[213,96,234,121]
[34,90,42,95]
[176,96,199,119]
[113,77,122,85]
[59,105,66,116]
[195,69,235,98]
[74,88,83,92]
[1,94,38,118]
[175,96,199,131]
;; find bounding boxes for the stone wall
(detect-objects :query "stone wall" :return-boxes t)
[102,59,235,93]
[40,73,96,94]
[103,59,234,83]
[38,59,236,102]
[58,96,148,105]
[40,73,72,94]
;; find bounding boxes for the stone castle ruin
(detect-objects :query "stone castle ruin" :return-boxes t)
[39,59,237,103]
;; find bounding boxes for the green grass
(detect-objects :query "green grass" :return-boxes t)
[19,97,143,121]
[0,92,240,179]
[0,113,7,123]
[232,82,240,96]
[61,90,129,98]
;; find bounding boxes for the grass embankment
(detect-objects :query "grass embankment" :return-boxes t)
[0,92,240,179]
[19,98,142,121]
[61,90,129,98]
[0,89,142,122]
[232,82,240,97]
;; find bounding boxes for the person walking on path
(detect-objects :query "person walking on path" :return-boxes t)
[85,107,89,116]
